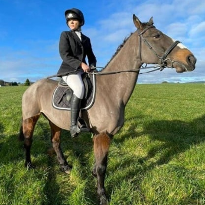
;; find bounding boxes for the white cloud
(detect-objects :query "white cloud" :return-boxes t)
[99,12,132,31]
[0,39,60,82]
[103,29,129,42]
[189,21,205,37]
[166,23,188,41]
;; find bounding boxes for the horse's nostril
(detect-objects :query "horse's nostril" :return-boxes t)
[187,55,197,66]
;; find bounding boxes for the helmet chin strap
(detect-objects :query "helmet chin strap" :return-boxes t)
[75,27,81,31]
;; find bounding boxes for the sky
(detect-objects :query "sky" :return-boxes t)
[0,0,204,84]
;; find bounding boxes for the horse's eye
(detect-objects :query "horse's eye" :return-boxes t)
[154,34,160,39]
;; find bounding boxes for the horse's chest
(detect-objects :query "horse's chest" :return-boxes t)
[98,109,124,134]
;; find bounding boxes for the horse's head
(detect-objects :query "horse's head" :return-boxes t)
[133,15,196,73]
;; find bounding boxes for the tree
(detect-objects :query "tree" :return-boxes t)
[11,82,18,86]
[0,80,4,86]
[24,79,31,86]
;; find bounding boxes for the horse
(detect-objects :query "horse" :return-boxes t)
[19,15,196,205]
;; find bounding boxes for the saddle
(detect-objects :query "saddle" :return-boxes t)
[52,73,96,111]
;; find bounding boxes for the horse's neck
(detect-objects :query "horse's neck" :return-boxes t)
[101,33,141,105]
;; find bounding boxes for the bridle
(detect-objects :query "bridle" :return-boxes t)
[89,28,183,76]
[138,25,182,70]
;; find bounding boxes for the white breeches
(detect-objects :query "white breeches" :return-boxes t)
[62,72,84,99]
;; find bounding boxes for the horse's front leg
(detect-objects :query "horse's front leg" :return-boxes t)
[49,121,72,174]
[93,133,111,205]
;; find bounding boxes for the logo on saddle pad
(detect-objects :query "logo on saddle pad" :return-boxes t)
[52,74,96,111]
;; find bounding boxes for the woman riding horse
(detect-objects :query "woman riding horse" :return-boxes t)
[57,8,97,137]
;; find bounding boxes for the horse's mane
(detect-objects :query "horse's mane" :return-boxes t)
[102,32,133,70]
[101,21,153,70]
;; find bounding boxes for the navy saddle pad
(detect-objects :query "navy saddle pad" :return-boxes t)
[52,73,96,111]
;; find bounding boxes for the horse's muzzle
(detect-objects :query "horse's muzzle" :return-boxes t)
[187,54,197,71]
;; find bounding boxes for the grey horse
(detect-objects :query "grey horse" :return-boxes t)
[19,15,196,205]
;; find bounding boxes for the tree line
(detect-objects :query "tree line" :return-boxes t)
[0,79,31,86]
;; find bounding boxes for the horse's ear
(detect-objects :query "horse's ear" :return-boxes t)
[148,17,154,25]
[133,14,143,30]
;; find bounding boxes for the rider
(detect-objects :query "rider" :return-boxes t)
[57,8,97,137]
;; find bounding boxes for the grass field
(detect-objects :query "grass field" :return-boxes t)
[0,83,205,205]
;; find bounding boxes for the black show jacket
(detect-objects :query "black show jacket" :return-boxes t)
[57,30,97,76]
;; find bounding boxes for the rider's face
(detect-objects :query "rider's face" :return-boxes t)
[68,19,80,30]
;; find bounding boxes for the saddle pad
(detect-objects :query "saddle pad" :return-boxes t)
[52,73,96,111]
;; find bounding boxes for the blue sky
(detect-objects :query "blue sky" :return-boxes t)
[0,0,204,83]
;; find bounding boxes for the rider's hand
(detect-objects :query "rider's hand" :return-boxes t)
[81,62,90,73]
[90,65,96,70]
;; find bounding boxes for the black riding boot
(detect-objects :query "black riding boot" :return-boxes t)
[70,95,90,137]
[70,95,81,138]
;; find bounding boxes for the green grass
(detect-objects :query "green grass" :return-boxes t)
[0,83,205,204]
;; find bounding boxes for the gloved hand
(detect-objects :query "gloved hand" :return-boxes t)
[90,65,96,70]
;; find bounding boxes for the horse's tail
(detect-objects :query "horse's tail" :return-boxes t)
[18,119,24,141]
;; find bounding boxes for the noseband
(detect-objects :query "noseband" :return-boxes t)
[138,25,180,69]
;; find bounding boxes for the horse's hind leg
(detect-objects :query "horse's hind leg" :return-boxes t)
[19,115,40,169]
[93,133,111,205]
[49,121,72,174]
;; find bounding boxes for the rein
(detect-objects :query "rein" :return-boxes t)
[89,65,162,76]
[47,65,162,79]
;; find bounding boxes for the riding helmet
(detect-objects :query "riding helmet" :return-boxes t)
[65,8,85,26]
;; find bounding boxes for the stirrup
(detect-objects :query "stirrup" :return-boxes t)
[78,118,90,132]
[70,125,81,138]
[70,124,90,138]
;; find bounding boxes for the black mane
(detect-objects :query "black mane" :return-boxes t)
[101,20,154,70]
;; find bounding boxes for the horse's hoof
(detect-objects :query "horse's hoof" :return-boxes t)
[92,165,97,177]
[100,195,109,205]
[60,164,72,174]
[92,169,97,177]
[25,162,35,170]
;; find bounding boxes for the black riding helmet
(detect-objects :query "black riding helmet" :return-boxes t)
[65,8,85,26]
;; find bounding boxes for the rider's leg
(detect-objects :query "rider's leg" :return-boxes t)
[70,94,81,137]
[62,72,86,137]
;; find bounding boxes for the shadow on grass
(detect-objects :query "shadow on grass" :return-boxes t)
[105,114,205,201]
[0,122,4,152]
[0,119,65,205]
[113,114,205,166]
[0,122,4,133]
[4,113,205,204]
[142,114,205,167]
[60,129,98,204]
